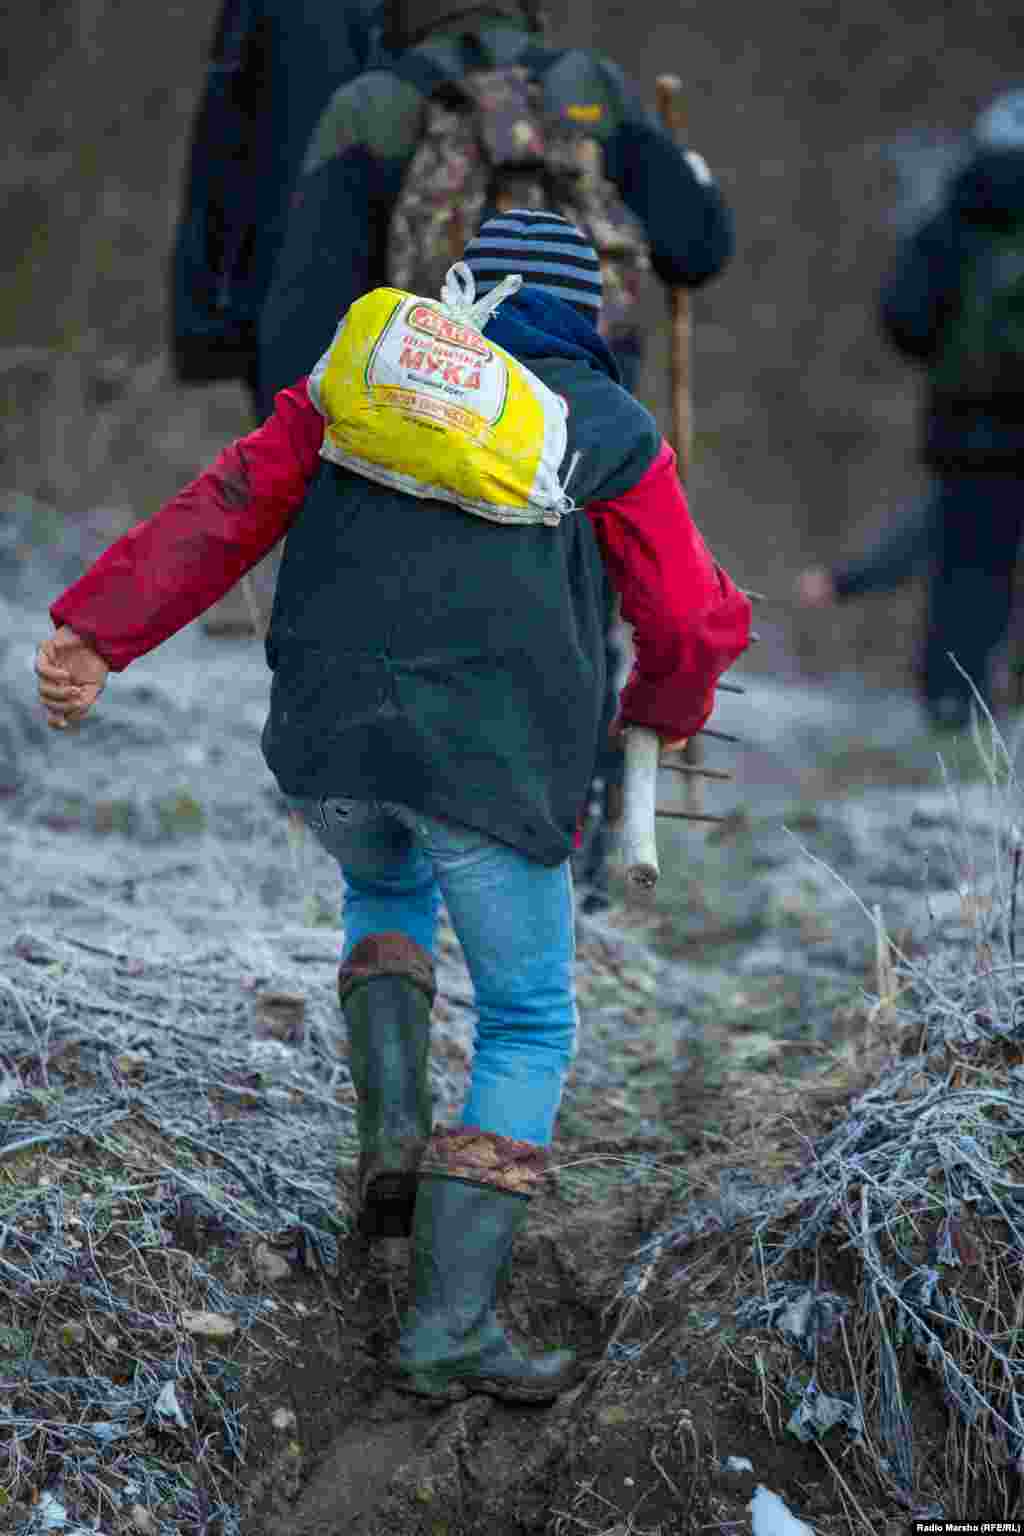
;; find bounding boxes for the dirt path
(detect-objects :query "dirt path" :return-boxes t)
[3,566,1019,1533]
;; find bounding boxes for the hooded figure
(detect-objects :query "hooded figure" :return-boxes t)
[799,88,1024,732]
[170,0,383,406]
[38,214,750,1404]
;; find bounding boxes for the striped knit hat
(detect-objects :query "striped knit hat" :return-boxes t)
[462,210,603,317]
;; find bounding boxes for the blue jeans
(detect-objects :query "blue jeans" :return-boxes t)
[288,797,578,1146]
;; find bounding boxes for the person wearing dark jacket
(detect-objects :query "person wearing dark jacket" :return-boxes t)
[798,89,1024,730]
[170,0,382,407]
[36,213,751,1403]
[258,0,733,412]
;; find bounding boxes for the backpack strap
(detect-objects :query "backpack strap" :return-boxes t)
[389,48,455,99]
[514,43,561,77]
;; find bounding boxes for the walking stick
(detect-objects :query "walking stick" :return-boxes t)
[655,74,693,482]
[621,74,696,890]
[621,74,707,890]
[655,73,707,821]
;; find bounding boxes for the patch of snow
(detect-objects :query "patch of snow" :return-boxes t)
[154,1379,189,1428]
[749,1485,816,1536]
[28,1491,96,1534]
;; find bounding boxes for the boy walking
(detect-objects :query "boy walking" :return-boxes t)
[37,217,750,1402]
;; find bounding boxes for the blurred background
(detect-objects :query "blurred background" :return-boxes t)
[2,0,1021,690]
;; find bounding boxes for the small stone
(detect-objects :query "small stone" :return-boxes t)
[253,1242,291,1282]
[717,1455,759,1495]
[130,1506,158,1534]
[114,1051,147,1078]
[181,1309,237,1340]
[13,932,56,964]
[61,1321,87,1346]
[271,1406,297,1432]
[104,1334,119,1352]
[252,990,306,1045]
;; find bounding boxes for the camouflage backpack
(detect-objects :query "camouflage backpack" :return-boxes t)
[386,58,650,359]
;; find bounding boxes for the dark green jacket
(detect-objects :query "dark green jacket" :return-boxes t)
[257,18,733,413]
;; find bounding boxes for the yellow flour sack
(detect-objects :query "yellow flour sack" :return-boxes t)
[307,265,578,527]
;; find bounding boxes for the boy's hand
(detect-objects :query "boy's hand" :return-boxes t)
[610,715,688,754]
[796,566,836,608]
[35,626,109,731]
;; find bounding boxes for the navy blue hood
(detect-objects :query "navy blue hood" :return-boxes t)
[952,148,1024,224]
[483,286,622,385]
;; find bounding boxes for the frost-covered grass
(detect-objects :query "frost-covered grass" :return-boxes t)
[6,573,1024,1530]
[597,704,1024,1527]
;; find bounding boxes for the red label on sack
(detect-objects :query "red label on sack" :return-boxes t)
[407,305,492,358]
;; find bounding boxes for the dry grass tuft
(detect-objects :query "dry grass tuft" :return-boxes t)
[597,704,1024,1524]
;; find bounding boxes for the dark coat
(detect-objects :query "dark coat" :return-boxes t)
[170,0,379,395]
[260,290,660,864]
[880,146,1024,471]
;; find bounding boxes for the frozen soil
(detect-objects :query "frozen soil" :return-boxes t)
[2,540,1022,1534]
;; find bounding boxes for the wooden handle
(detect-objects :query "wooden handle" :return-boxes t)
[621,727,661,889]
[655,74,686,141]
[655,72,693,486]
[668,291,693,485]
[656,69,699,808]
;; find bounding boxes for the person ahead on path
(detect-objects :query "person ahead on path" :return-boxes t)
[798,89,1024,731]
[170,0,382,410]
[36,215,751,1404]
[257,0,734,411]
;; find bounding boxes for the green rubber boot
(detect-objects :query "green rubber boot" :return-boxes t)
[393,1156,577,1403]
[338,933,435,1239]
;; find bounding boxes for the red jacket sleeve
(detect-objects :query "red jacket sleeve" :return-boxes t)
[49,383,324,671]
[586,439,751,740]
